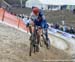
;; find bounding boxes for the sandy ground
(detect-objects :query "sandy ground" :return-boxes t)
[0,23,72,62]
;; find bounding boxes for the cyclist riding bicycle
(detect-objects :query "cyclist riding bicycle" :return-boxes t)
[27,7,50,48]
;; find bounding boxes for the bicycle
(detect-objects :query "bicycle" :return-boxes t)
[29,25,40,56]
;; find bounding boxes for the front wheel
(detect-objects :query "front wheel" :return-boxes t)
[42,35,50,49]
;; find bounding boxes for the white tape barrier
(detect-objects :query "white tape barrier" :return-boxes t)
[48,24,75,38]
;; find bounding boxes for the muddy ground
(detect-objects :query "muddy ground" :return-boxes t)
[0,23,72,62]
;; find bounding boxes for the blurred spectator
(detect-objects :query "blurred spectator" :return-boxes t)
[18,14,22,18]
[73,9,75,14]
[59,26,63,31]
[54,23,60,29]
[50,22,75,35]
[22,16,31,26]
[50,23,60,29]
[69,27,75,34]
[62,25,69,33]
[62,25,67,32]
[21,15,24,18]
[65,27,69,33]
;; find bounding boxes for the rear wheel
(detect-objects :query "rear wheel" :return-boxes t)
[42,34,50,49]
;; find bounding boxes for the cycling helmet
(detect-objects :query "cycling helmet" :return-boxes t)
[32,7,39,15]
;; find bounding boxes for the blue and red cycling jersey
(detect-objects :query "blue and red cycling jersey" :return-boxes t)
[34,19,49,30]
[33,12,49,30]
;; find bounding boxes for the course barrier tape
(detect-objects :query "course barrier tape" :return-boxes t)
[48,24,75,39]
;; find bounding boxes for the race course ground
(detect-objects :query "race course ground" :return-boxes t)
[0,23,72,62]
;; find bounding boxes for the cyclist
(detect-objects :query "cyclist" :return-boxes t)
[28,7,50,48]
[29,7,46,33]
[34,13,50,48]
